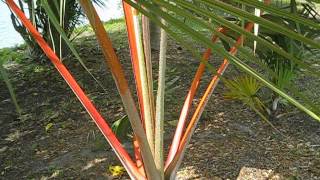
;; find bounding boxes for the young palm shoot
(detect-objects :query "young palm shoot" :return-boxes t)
[79,1,159,179]
[155,13,167,179]
[123,2,156,157]
[142,15,155,125]
[133,14,155,174]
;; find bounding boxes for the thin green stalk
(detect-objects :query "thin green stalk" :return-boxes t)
[59,0,65,59]
[0,63,21,115]
[48,16,56,54]
[241,3,245,47]
[31,0,36,26]
[142,14,156,151]
[155,14,167,179]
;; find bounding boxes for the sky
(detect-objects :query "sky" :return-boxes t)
[0,0,123,48]
[0,2,24,48]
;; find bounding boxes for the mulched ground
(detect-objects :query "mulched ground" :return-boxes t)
[1,28,320,179]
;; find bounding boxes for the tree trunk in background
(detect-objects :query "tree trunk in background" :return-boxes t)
[150,21,161,50]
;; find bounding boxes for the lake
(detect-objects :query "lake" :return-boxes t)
[0,1,123,49]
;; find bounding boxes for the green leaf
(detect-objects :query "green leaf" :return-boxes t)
[224,75,264,111]
[223,75,283,135]
[127,0,320,121]
[199,0,320,49]
[234,0,320,30]
[45,123,54,132]
[111,115,131,141]
[171,0,320,76]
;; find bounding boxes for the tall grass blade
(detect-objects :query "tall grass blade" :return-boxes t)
[0,63,21,115]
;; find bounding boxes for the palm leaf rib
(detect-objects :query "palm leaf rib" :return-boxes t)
[165,22,256,178]
[199,0,320,49]
[234,0,320,29]
[128,0,320,121]
[172,0,320,76]
[123,3,147,174]
[123,2,156,158]
[165,27,227,169]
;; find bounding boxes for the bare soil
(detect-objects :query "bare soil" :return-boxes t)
[1,29,320,180]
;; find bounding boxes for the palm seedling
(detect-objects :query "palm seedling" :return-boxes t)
[224,75,265,116]
[5,0,320,179]
[224,0,320,121]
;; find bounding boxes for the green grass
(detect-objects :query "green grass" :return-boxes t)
[103,18,126,32]
[73,18,126,36]
[0,47,26,64]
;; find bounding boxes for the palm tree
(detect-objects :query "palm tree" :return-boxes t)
[5,0,104,59]
[5,0,320,179]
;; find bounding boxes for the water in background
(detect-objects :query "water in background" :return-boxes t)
[0,2,24,49]
[0,0,123,49]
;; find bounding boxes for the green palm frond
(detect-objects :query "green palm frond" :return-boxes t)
[125,0,320,121]
[224,75,265,112]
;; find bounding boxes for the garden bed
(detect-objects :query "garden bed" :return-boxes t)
[1,20,320,179]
